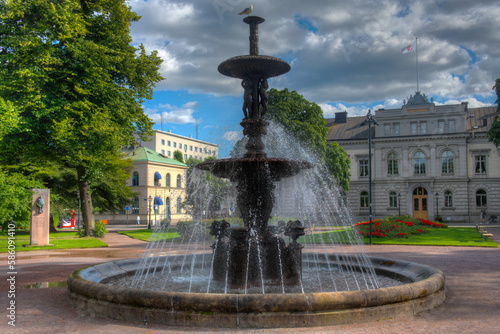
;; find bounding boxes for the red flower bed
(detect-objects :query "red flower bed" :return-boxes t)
[354,215,447,239]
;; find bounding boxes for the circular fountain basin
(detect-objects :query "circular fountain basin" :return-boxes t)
[67,254,445,328]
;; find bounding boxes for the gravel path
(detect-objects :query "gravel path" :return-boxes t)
[1,228,499,334]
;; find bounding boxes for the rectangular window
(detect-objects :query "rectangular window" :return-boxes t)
[173,142,176,148]
[167,151,171,157]
[411,122,417,135]
[393,123,400,136]
[420,122,427,134]
[475,155,486,174]
[184,154,187,160]
[195,147,198,152]
[438,121,445,133]
[384,124,391,136]
[190,146,193,151]
[161,149,165,155]
[161,139,165,145]
[389,193,398,208]
[184,144,187,151]
[359,160,369,177]
[449,120,456,132]
[167,141,171,146]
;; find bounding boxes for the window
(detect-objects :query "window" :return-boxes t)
[384,124,390,136]
[176,175,182,188]
[413,152,426,175]
[475,155,486,174]
[132,197,139,214]
[132,172,139,186]
[173,142,177,148]
[441,150,454,174]
[161,149,165,155]
[389,192,398,208]
[165,173,171,187]
[393,123,400,136]
[387,153,399,176]
[167,151,171,157]
[411,122,417,135]
[360,191,369,208]
[161,139,165,145]
[190,146,193,151]
[176,197,182,213]
[359,159,369,177]
[184,154,187,160]
[444,191,453,207]
[449,120,456,132]
[476,189,487,207]
[167,140,171,146]
[195,147,198,152]
[438,120,445,133]
[154,178,160,187]
[165,197,170,217]
[421,122,427,134]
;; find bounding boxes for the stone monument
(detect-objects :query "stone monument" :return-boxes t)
[27,188,53,246]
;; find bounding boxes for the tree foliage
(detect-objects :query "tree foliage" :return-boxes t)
[487,78,500,147]
[173,150,184,163]
[266,88,351,191]
[0,0,163,235]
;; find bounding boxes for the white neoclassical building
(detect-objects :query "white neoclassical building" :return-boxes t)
[327,93,499,223]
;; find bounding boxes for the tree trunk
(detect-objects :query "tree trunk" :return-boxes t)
[77,166,95,236]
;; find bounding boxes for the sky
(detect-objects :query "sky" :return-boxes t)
[128,0,500,157]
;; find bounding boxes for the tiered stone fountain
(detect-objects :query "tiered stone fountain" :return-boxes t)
[67,17,445,328]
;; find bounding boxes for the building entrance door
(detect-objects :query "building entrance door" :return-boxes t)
[412,187,428,220]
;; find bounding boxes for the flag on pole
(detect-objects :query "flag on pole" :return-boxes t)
[401,44,415,53]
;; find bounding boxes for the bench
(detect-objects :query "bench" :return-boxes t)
[476,224,494,241]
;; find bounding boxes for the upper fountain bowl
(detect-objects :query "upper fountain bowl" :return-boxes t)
[218,55,291,80]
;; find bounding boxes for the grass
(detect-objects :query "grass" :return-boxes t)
[118,228,181,242]
[299,227,497,247]
[0,230,108,252]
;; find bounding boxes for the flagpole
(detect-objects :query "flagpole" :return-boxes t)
[416,37,419,92]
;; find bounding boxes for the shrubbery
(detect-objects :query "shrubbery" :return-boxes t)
[76,220,108,238]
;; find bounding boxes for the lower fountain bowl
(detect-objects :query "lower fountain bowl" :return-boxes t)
[67,254,445,328]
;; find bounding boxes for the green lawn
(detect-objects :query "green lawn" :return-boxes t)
[300,227,498,247]
[0,231,108,252]
[118,228,181,242]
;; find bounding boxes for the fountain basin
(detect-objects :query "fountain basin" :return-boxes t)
[67,254,445,328]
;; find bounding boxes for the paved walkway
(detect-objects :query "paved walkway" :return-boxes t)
[1,227,499,333]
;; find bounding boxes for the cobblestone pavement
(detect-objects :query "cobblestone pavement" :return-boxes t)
[1,227,499,334]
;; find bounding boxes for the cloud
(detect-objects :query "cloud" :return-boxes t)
[129,0,500,107]
[145,101,199,124]
[222,131,240,143]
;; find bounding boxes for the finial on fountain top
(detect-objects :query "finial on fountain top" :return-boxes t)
[243,16,265,56]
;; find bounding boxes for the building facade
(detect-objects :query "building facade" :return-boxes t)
[136,130,219,162]
[327,93,499,223]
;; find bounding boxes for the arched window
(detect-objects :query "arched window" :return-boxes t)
[387,153,399,176]
[389,191,398,208]
[413,152,426,175]
[132,172,139,186]
[132,197,139,214]
[360,191,369,208]
[165,173,171,187]
[444,191,453,207]
[154,171,161,187]
[176,174,182,188]
[441,150,454,174]
[476,189,487,207]
[165,197,170,218]
[176,197,182,213]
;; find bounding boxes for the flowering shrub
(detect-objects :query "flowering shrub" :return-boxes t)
[354,215,447,239]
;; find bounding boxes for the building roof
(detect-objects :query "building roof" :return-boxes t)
[326,116,373,141]
[466,106,497,133]
[124,146,187,167]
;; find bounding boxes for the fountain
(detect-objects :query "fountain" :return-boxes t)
[67,17,445,328]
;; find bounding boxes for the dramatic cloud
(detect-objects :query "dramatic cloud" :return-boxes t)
[130,0,500,116]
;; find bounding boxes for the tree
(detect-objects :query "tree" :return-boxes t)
[173,150,184,163]
[267,88,327,156]
[487,79,500,147]
[266,88,351,191]
[0,0,163,235]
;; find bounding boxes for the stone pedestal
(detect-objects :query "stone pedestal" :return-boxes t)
[28,188,52,246]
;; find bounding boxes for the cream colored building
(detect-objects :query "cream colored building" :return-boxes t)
[328,93,499,223]
[136,130,219,162]
[96,146,190,225]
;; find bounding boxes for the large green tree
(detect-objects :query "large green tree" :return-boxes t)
[265,88,351,191]
[0,0,163,235]
[487,79,500,147]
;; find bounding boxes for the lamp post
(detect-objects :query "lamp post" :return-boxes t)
[360,109,379,245]
[435,192,439,222]
[398,192,401,216]
[148,195,152,229]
